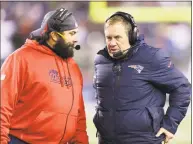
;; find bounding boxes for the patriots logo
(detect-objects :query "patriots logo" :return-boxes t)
[49,69,72,86]
[128,65,144,73]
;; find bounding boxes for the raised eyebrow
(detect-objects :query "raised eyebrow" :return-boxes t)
[106,35,112,38]
[114,35,121,38]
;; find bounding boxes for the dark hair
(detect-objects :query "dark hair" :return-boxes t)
[29,31,50,45]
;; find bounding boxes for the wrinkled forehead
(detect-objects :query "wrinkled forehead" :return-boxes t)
[105,21,125,28]
[104,22,127,35]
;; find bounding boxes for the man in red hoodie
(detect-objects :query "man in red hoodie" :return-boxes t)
[1,7,89,144]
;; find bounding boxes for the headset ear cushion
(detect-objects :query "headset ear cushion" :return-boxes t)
[129,30,133,45]
[129,27,139,45]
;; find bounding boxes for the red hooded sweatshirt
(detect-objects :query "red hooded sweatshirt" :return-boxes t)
[0,39,89,144]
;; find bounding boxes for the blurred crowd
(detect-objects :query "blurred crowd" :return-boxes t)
[1,2,191,102]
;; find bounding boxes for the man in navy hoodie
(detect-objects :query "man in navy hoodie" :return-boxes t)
[93,11,191,144]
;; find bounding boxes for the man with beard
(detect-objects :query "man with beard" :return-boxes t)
[1,8,89,144]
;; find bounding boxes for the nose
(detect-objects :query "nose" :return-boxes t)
[73,40,78,45]
[73,35,78,45]
[109,39,116,47]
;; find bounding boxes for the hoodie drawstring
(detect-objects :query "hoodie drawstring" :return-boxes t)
[54,57,64,87]
[61,59,71,89]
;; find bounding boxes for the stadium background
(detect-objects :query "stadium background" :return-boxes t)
[1,1,191,144]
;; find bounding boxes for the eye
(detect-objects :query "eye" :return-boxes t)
[70,31,77,36]
[115,36,121,40]
[106,36,111,40]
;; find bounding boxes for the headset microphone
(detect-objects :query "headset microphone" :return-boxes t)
[112,48,129,58]
[75,45,80,50]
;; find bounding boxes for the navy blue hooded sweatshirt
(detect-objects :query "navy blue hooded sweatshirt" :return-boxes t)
[93,35,191,144]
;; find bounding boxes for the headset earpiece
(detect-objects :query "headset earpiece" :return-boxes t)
[129,27,139,45]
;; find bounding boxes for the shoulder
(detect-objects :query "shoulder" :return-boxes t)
[153,48,170,61]
[150,48,171,70]
[134,44,171,70]
[4,45,29,64]
[136,44,160,63]
[12,43,35,61]
[1,46,29,70]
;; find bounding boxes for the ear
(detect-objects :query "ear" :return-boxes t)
[50,31,58,41]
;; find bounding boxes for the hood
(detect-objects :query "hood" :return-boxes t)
[24,39,56,56]
[135,34,145,45]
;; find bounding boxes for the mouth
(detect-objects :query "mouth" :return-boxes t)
[69,44,75,48]
[108,45,119,52]
[110,49,118,53]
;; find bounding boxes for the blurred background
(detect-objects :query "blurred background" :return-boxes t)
[1,1,191,144]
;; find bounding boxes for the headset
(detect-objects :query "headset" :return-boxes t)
[48,8,80,50]
[30,8,72,41]
[105,11,139,45]
[47,8,72,32]
[34,8,80,50]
